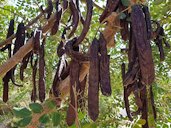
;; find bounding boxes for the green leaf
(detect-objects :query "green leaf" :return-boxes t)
[17,116,32,127]
[29,103,43,113]
[121,0,130,6]
[45,99,56,109]
[13,107,31,118]
[52,112,61,126]
[39,114,50,124]
[137,119,146,125]
[153,0,165,5]
[119,12,127,20]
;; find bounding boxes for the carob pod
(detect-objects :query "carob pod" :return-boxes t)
[52,60,61,97]
[68,0,80,38]
[31,55,38,102]
[52,59,69,97]
[99,0,120,23]
[20,51,32,81]
[11,23,25,87]
[150,86,157,120]
[38,38,46,102]
[0,19,14,57]
[142,5,152,40]
[63,0,68,11]
[51,0,62,35]
[131,5,155,85]
[99,33,111,96]
[46,0,53,19]
[88,38,99,121]
[119,3,129,41]
[139,82,149,128]
[65,38,89,62]
[78,75,87,110]
[2,19,14,102]
[66,60,80,126]
[75,0,93,46]
[76,0,85,24]
[121,63,133,121]
[33,31,41,54]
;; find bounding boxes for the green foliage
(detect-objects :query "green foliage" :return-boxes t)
[29,103,43,113]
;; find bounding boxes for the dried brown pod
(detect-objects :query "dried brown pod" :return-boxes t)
[65,38,89,62]
[121,63,133,121]
[33,31,41,54]
[99,34,111,96]
[68,0,80,38]
[38,39,46,102]
[131,5,155,85]
[99,0,120,23]
[51,1,62,35]
[66,60,80,126]
[88,38,99,121]
[63,0,68,11]
[142,5,152,40]
[139,82,149,128]
[11,23,25,87]
[46,0,53,19]
[31,56,38,102]
[1,19,14,102]
[75,0,93,46]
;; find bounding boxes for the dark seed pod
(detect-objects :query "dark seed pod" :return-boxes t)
[99,33,111,96]
[131,5,155,85]
[68,0,80,38]
[63,0,68,11]
[88,38,99,121]
[31,56,38,102]
[51,0,62,35]
[11,23,25,87]
[38,39,46,102]
[46,0,53,19]
[66,60,80,126]
[139,83,149,128]
[121,63,133,121]
[33,31,41,54]
[75,0,93,46]
[142,5,152,40]
[99,0,120,23]
[1,19,15,102]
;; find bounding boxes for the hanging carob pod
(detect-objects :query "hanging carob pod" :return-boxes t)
[31,55,38,102]
[38,38,46,102]
[99,0,120,23]
[139,82,149,128]
[121,63,133,121]
[66,59,80,126]
[66,39,80,126]
[11,23,25,87]
[46,0,53,19]
[131,5,155,85]
[20,32,34,81]
[88,38,100,121]
[62,0,68,12]
[75,0,93,46]
[51,58,69,97]
[68,0,80,38]
[78,75,87,111]
[99,33,111,96]
[1,19,14,102]
[118,2,129,41]
[142,5,152,40]
[51,0,62,35]
[76,0,85,24]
